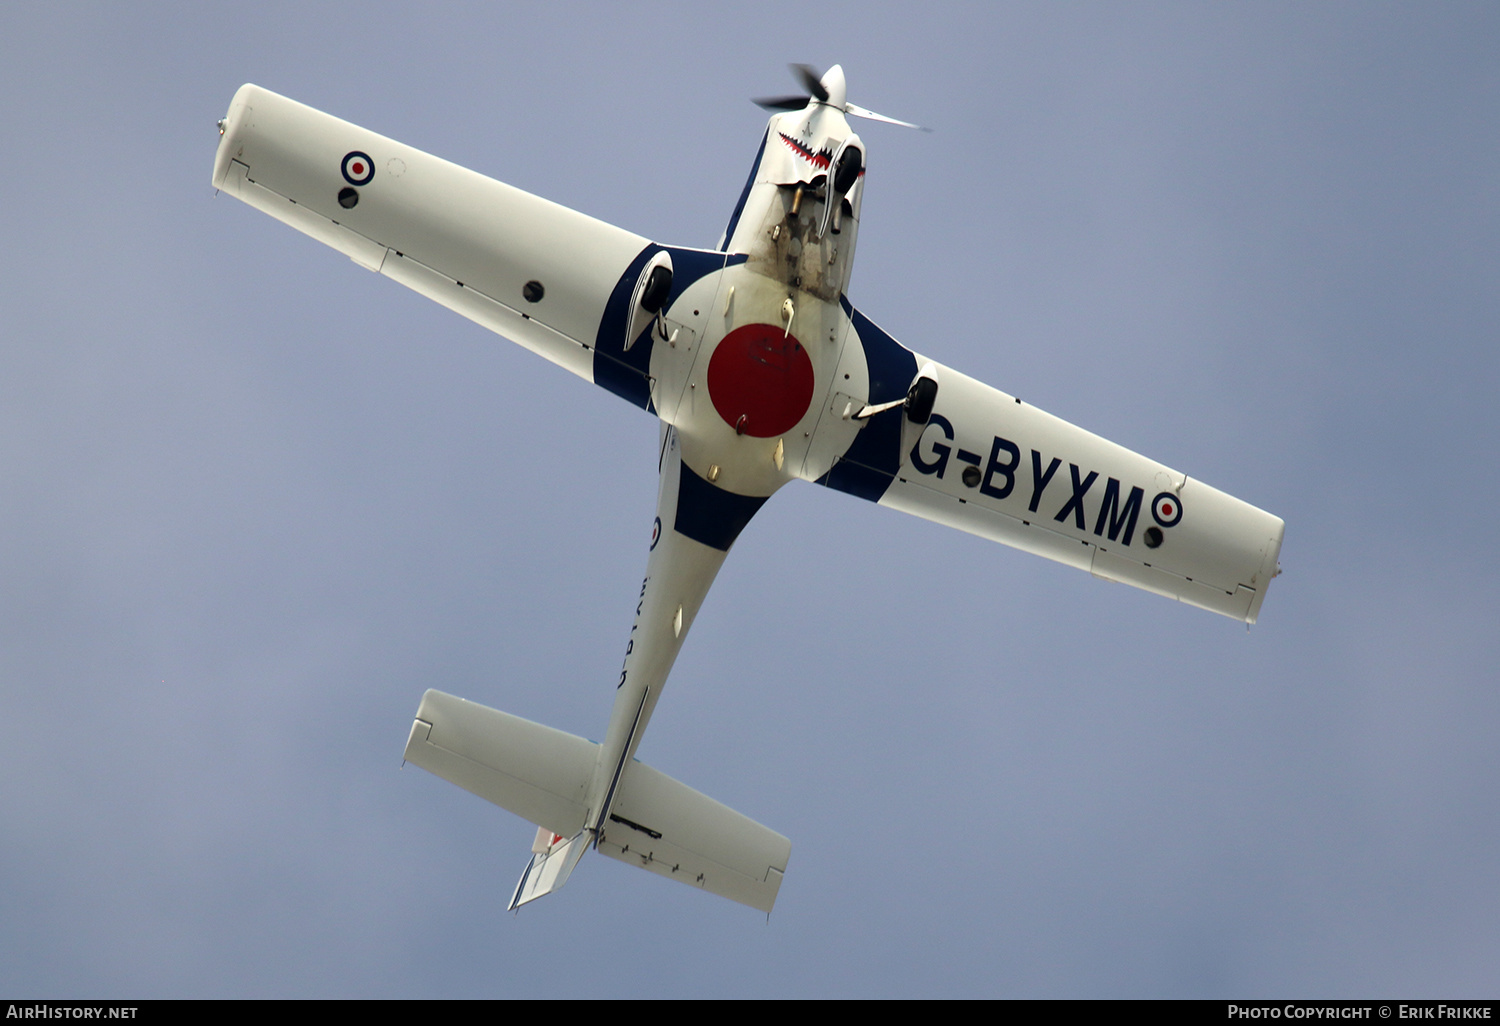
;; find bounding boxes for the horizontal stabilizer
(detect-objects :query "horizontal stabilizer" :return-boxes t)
[404,690,791,911]
[403,690,595,838]
[599,760,791,914]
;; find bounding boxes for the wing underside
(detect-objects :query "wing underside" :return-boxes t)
[814,306,1284,622]
[213,84,650,382]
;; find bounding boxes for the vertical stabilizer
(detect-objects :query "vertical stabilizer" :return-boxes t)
[509,829,589,910]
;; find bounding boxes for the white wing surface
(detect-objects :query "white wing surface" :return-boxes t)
[814,308,1285,622]
[212,84,650,381]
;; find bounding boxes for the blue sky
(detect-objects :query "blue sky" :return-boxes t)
[2,2,1497,998]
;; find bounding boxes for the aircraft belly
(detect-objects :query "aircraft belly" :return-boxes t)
[799,315,870,483]
[737,173,859,303]
[661,264,851,499]
[584,427,731,830]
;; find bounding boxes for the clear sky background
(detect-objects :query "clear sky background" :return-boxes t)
[2,2,1497,999]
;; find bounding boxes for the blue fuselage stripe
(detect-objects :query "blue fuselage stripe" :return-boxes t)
[674,461,768,551]
[592,246,739,410]
[816,298,918,502]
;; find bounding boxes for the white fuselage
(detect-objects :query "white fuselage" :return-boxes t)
[586,102,874,833]
[649,103,867,502]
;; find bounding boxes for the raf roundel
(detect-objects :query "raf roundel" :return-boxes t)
[1152,491,1184,529]
[341,151,375,186]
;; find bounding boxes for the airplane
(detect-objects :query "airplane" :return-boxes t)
[211,64,1284,915]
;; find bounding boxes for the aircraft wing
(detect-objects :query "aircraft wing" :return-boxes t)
[211,84,650,382]
[816,305,1285,623]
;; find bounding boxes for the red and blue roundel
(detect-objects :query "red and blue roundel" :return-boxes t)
[1152,491,1183,528]
[341,151,375,186]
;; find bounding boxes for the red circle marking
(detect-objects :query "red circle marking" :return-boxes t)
[1161,502,1174,516]
[706,323,816,438]
[351,161,365,175]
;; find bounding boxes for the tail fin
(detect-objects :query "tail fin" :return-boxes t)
[403,690,791,912]
[510,827,589,910]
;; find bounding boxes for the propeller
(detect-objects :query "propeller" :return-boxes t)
[752,64,929,131]
[791,63,830,102]
[751,64,830,111]
[845,102,928,132]
[751,94,815,112]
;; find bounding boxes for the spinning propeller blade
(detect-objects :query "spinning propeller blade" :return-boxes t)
[790,63,831,103]
[752,94,813,112]
[751,64,928,131]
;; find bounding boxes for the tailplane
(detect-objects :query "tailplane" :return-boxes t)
[403,690,790,912]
